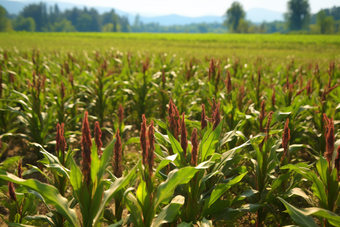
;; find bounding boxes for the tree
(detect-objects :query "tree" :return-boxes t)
[317,10,334,34]
[285,0,310,31]
[223,1,245,33]
[0,6,12,31]
[51,18,76,32]
[13,16,35,31]
[21,3,49,31]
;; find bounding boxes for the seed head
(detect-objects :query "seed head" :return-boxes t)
[201,104,207,130]
[147,120,155,175]
[18,160,22,179]
[212,102,221,131]
[8,182,16,201]
[281,118,291,163]
[167,99,181,140]
[113,129,123,178]
[190,128,198,166]
[81,111,92,186]
[225,70,232,94]
[118,104,124,125]
[259,100,266,133]
[94,121,103,155]
[61,81,65,100]
[140,114,148,165]
[180,112,188,157]
[324,114,334,164]
[56,123,67,159]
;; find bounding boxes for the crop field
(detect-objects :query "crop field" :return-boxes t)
[0,32,340,226]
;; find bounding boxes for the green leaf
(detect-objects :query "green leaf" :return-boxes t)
[93,162,138,225]
[70,158,82,203]
[208,172,247,207]
[124,188,145,227]
[278,197,318,227]
[91,138,100,183]
[97,137,116,179]
[167,130,185,166]
[152,195,185,227]
[201,121,222,162]
[177,222,193,227]
[154,167,198,208]
[155,154,177,176]
[0,171,80,227]
[153,118,167,130]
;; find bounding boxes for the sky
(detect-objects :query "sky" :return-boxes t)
[14,0,340,17]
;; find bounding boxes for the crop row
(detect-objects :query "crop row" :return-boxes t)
[0,48,340,226]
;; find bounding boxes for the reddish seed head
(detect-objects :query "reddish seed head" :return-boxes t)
[212,102,221,131]
[61,81,65,100]
[324,114,334,164]
[225,70,232,94]
[69,73,74,87]
[56,123,67,159]
[118,104,124,125]
[147,120,155,175]
[113,129,123,178]
[18,160,22,179]
[180,112,188,157]
[281,118,291,163]
[201,104,207,130]
[81,111,92,186]
[190,129,198,166]
[167,99,181,140]
[8,182,16,201]
[94,121,103,155]
[140,114,148,165]
[259,100,266,133]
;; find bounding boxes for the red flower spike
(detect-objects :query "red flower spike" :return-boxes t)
[140,114,148,165]
[259,100,266,133]
[113,129,123,178]
[190,128,198,166]
[81,111,92,186]
[212,102,221,131]
[94,121,103,155]
[281,118,291,163]
[167,99,181,140]
[180,112,188,157]
[271,88,275,108]
[147,120,155,176]
[8,182,16,201]
[61,81,65,100]
[324,114,334,165]
[18,160,22,179]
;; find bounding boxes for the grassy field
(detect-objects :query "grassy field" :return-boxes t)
[1,32,340,61]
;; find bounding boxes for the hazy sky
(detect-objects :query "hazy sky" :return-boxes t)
[19,0,340,17]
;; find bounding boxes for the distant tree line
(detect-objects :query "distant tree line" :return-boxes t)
[0,2,226,33]
[0,2,131,32]
[0,0,339,34]
[225,0,340,34]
